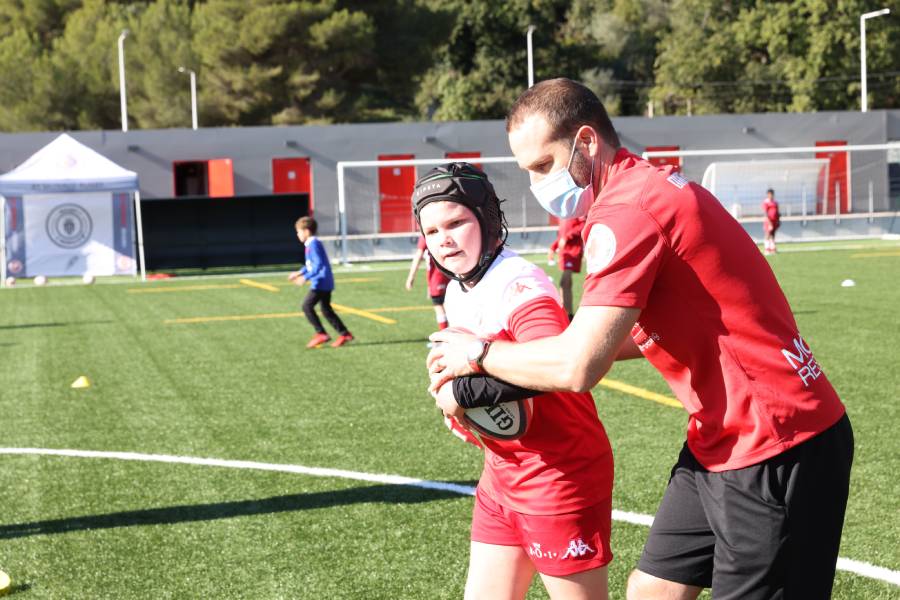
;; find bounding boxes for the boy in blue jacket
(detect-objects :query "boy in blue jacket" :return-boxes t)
[289,217,354,348]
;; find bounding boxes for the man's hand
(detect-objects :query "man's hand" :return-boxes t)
[287,271,300,281]
[426,330,478,392]
[405,275,415,291]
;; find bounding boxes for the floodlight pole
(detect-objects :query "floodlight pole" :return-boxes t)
[526,25,536,88]
[178,67,198,130]
[860,8,890,112]
[118,29,129,132]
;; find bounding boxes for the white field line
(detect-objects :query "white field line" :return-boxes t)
[0,447,896,587]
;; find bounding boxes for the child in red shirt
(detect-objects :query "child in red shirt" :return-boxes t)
[415,163,614,600]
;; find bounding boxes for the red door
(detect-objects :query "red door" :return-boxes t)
[815,140,848,214]
[378,154,416,233]
[273,157,313,212]
[208,158,234,197]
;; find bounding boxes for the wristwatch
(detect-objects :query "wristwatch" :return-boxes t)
[465,338,492,374]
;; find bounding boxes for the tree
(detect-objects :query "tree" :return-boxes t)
[127,0,197,129]
[192,0,375,126]
[565,0,670,116]
[651,0,900,115]
[413,0,589,121]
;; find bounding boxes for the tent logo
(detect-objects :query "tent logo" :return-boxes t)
[46,203,93,249]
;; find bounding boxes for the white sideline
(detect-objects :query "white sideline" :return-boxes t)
[0,447,896,587]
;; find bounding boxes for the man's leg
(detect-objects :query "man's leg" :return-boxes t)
[627,571,701,600]
[782,414,853,597]
[698,415,853,599]
[628,444,712,600]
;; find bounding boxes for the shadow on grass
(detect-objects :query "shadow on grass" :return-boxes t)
[0,481,478,540]
[0,320,112,331]
[7,582,32,595]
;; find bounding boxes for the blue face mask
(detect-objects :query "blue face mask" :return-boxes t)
[529,138,595,219]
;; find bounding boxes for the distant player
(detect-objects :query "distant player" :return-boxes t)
[762,188,780,254]
[415,163,614,600]
[548,216,586,320]
[289,216,354,348]
[405,235,450,331]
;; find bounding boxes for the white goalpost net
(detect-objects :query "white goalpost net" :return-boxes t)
[643,142,900,220]
[701,158,830,218]
[336,156,544,263]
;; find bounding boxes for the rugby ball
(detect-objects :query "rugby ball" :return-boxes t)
[437,326,534,441]
[464,397,533,441]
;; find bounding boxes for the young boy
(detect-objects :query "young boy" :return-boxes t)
[414,163,614,600]
[289,216,354,348]
[548,216,586,320]
[762,188,781,254]
[405,235,450,331]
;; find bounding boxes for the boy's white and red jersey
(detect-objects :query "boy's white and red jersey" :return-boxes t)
[580,149,845,472]
[444,249,613,515]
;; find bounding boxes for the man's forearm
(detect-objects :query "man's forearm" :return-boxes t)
[480,306,641,393]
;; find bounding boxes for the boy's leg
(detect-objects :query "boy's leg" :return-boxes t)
[469,488,534,600]
[302,290,326,334]
[465,542,535,600]
[433,296,448,329]
[520,497,613,600]
[317,291,350,335]
[559,270,573,317]
[540,566,608,600]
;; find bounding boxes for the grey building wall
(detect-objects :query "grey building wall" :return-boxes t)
[1,109,897,238]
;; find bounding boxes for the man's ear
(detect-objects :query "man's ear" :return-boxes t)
[577,126,601,158]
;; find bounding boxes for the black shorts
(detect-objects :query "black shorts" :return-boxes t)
[637,414,853,599]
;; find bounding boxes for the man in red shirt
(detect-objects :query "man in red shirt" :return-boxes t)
[428,78,853,600]
[548,216,586,320]
[762,188,781,254]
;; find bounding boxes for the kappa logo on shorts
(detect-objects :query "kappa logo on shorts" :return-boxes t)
[666,172,689,189]
[585,224,616,274]
[561,538,596,559]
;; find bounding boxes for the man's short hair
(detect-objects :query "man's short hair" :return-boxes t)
[506,78,620,147]
[766,189,775,196]
[295,216,317,234]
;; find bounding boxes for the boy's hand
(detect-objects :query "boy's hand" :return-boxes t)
[431,377,465,420]
[426,330,478,393]
[405,275,415,291]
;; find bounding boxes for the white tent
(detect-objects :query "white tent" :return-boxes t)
[0,134,146,284]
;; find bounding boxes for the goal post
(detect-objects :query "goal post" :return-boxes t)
[336,156,540,264]
[642,142,900,220]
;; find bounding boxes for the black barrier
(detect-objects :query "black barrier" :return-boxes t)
[141,194,310,270]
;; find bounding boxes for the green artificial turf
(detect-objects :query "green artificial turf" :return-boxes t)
[0,240,898,598]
